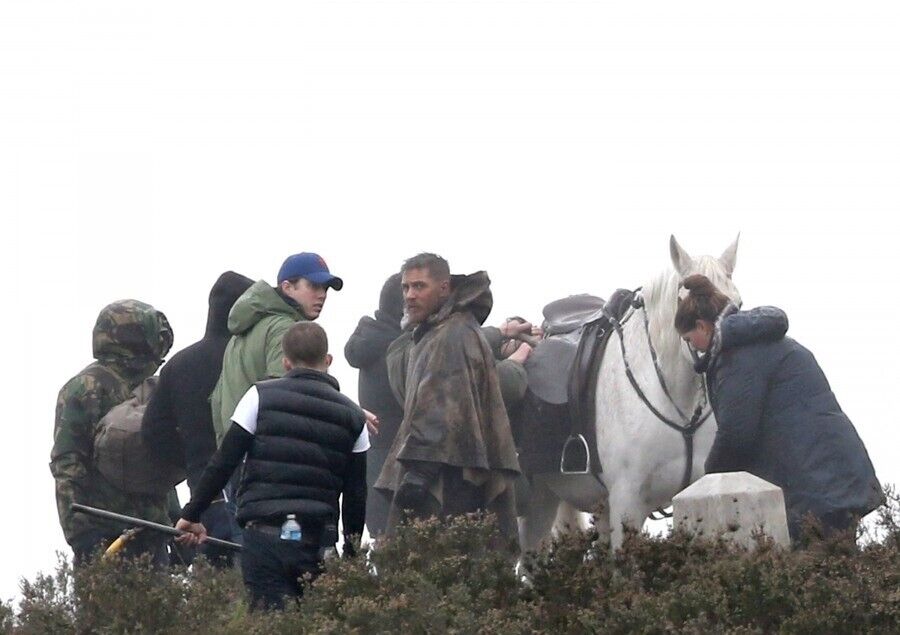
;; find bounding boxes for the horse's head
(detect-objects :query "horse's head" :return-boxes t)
[664,234,742,366]
[642,235,742,368]
[669,234,742,307]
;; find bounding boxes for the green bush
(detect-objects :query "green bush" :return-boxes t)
[6,488,899,634]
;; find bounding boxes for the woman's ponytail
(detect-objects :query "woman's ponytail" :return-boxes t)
[675,274,731,333]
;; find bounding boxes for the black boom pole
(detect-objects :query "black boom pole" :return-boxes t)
[71,503,242,551]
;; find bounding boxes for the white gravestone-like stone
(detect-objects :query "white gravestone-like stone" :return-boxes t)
[672,471,791,549]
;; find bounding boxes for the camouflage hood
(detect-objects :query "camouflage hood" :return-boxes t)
[92,300,174,380]
[227,280,303,336]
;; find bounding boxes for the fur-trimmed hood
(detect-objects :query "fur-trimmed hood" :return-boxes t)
[720,305,789,350]
[695,304,790,373]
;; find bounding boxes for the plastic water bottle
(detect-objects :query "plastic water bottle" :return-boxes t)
[280,514,302,541]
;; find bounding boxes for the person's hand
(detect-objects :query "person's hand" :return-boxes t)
[175,518,207,546]
[507,342,533,365]
[500,318,542,348]
[499,318,533,338]
[500,338,522,359]
[363,409,380,435]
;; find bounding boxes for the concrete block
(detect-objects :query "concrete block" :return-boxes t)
[672,471,791,549]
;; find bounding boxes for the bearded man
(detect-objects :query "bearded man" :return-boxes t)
[375,253,520,543]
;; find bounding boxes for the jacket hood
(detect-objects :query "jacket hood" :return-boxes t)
[92,299,174,378]
[720,306,789,351]
[356,315,402,341]
[227,280,303,336]
[206,271,254,337]
[378,273,404,324]
[431,271,493,326]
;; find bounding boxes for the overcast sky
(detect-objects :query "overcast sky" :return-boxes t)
[1,1,898,603]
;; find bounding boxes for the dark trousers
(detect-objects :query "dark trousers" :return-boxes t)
[241,526,324,611]
[198,501,240,567]
[365,443,393,537]
[386,464,520,549]
[387,465,487,527]
[222,473,244,546]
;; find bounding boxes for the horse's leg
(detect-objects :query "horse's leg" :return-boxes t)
[607,481,647,550]
[517,475,562,553]
[554,501,586,532]
[586,487,612,549]
[552,501,590,540]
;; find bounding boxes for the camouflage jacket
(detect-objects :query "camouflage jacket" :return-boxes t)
[385,328,529,414]
[50,300,173,544]
[376,272,520,504]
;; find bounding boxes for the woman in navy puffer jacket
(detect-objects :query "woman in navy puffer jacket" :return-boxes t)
[675,274,883,542]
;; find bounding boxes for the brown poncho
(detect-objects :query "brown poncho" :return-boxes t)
[375,272,520,526]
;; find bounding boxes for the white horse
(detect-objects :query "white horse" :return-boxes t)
[518,235,741,551]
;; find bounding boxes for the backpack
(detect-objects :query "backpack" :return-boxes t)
[93,376,186,497]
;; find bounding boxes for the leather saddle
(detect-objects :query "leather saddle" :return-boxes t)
[517,289,635,479]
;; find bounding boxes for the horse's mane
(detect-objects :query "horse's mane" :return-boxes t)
[642,255,742,376]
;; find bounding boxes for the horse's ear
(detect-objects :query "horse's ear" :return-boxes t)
[719,233,740,278]
[670,235,693,276]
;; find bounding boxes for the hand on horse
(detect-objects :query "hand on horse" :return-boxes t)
[499,317,533,338]
[502,317,542,349]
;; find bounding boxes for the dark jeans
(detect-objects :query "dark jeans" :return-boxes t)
[197,500,240,567]
[223,474,244,547]
[241,525,324,611]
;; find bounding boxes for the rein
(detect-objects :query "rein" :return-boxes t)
[606,291,711,491]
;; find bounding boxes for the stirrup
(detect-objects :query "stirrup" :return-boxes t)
[560,434,591,475]
[546,435,608,513]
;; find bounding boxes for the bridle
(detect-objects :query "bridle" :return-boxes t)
[606,289,712,492]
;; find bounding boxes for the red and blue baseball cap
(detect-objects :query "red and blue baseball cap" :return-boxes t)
[277,252,343,290]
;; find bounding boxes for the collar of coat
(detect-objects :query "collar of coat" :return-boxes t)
[275,286,313,320]
[413,271,493,343]
[693,302,739,374]
[282,366,341,391]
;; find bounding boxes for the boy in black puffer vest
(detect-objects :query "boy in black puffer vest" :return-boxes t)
[176,322,369,610]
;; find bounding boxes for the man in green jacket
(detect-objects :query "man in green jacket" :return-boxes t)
[211,252,344,443]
